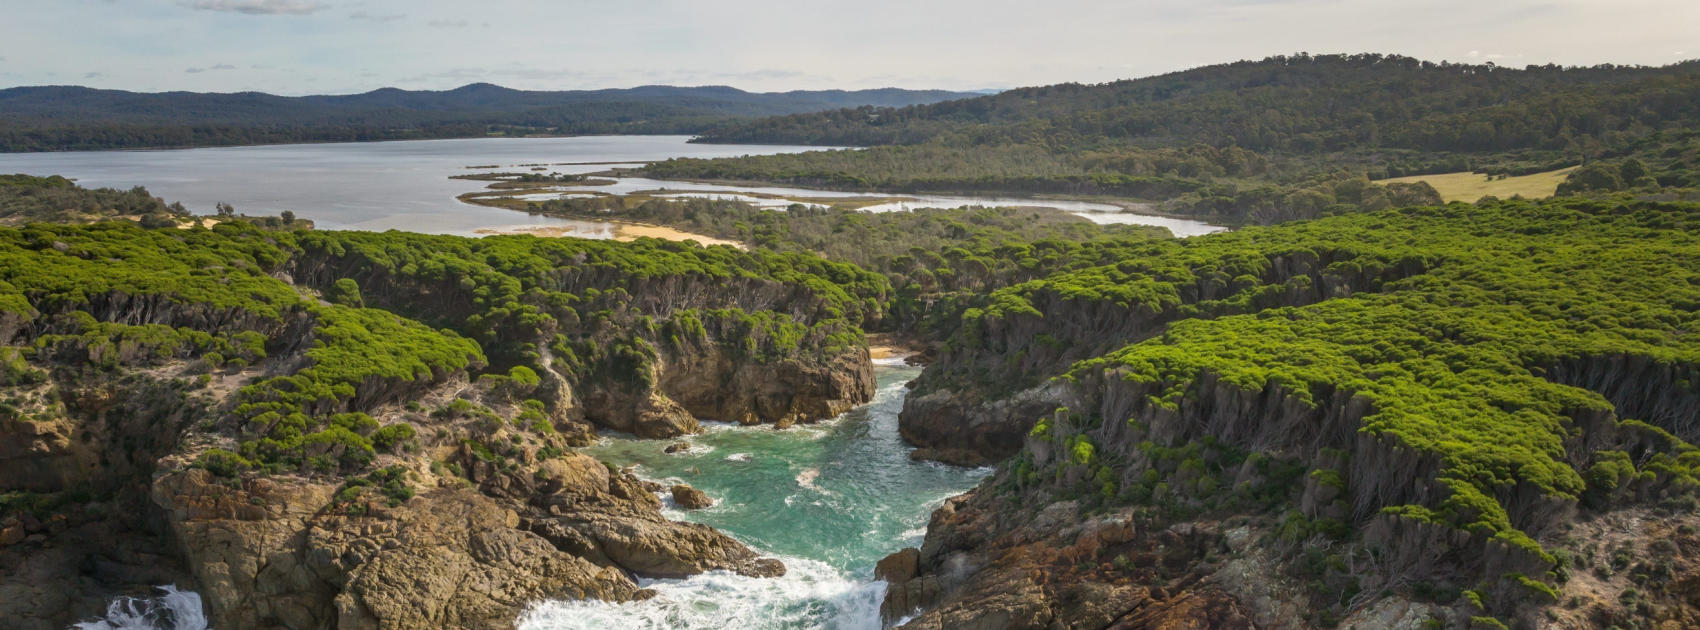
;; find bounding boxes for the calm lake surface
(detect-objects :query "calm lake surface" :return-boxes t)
[0,136,1224,237]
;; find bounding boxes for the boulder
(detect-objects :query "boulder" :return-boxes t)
[671,484,712,510]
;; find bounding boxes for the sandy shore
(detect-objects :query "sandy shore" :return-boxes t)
[869,345,904,360]
[867,333,925,364]
[612,224,743,248]
[474,222,744,249]
[474,226,582,238]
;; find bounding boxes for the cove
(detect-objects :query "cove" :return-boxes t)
[516,364,989,629]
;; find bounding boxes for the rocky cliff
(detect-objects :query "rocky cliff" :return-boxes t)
[878,199,1700,629]
[285,230,883,437]
[2,328,793,630]
[884,366,1700,629]
[900,241,1433,466]
[0,222,875,628]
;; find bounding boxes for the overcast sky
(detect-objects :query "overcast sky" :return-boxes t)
[1,0,1695,95]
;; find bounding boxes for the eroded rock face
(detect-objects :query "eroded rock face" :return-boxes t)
[580,387,701,438]
[581,346,876,438]
[0,413,98,493]
[534,513,782,579]
[152,450,785,630]
[0,516,187,630]
[330,499,643,630]
[0,374,210,495]
[662,348,874,428]
[899,381,1081,467]
[875,547,919,583]
[882,485,1267,630]
[898,249,1428,467]
[884,365,1700,630]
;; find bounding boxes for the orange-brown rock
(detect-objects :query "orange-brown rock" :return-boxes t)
[671,484,712,510]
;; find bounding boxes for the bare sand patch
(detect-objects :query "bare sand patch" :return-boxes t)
[867,333,925,365]
[475,222,744,249]
[612,224,743,248]
[475,226,584,238]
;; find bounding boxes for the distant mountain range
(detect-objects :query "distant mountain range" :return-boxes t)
[0,83,978,152]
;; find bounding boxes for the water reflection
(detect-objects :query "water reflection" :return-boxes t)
[0,136,1224,238]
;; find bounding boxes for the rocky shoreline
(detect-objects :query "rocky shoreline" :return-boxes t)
[0,223,886,629]
[1,346,834,629]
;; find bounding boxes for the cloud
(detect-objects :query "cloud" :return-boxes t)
[185,63,237,73]
[427,19,469,28]
[348,11,404,22]
[182,0,326,15]
[85,71,103,79]
[718,69,808,81]
[397,66,620,87]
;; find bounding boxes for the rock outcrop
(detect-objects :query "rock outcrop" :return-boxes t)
[0,510,188,630]
[670,484,712,510]
[152,468,644,630]
[151,447,783,630]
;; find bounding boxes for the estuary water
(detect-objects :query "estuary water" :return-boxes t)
[0,136,1223,237]
[0,136,821,236]
[517,364,990,630]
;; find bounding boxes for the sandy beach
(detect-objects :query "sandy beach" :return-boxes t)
[475,222,744,248]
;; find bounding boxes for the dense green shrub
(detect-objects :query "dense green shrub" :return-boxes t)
[370,423,417,452]
[327,278,364,307]
[194,449,253,478]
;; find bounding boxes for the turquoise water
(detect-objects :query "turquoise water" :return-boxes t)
[516,364,989,629]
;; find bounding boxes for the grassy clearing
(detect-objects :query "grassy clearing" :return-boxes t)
[1379,166,1577,203]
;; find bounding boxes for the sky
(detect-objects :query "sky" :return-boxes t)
[0,0,1695,95]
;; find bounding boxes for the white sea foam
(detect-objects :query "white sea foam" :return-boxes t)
[898,526,928,544]
[74,586,207,630]
[796,467,821,489]
[515,556,885,630]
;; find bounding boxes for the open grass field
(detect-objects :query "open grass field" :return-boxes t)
[1378,166,1577,202]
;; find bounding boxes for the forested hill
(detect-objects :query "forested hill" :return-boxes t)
[694,54,1700,155]
[644,54,1700,224]
[0,83,976,152]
